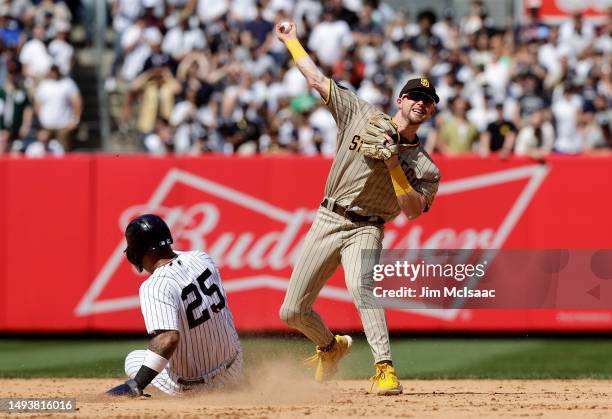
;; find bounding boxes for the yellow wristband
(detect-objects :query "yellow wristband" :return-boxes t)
[286,38,308,62]
[389,165,413,196]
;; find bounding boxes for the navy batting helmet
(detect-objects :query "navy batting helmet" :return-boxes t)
[124,214,173,272]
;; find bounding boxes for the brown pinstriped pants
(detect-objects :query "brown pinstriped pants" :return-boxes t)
[279,206,392,363]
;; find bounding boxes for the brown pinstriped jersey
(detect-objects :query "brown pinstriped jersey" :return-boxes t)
[323,80,440,222]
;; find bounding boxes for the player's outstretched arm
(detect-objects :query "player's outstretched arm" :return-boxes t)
[106,330,179,397]
[275,21,330,101]
[384,154,426,220]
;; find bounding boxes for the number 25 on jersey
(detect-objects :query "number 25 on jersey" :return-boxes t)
[181,269,226,329]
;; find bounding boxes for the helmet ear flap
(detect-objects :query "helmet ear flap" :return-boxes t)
[125,248,144,273]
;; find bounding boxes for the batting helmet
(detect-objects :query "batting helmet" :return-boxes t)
[124,214,173,272]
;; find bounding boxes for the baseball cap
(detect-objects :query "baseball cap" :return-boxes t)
[399,78,440,104]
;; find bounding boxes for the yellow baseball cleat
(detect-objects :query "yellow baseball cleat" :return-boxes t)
[370,363,403,395]
[305,335,353,382]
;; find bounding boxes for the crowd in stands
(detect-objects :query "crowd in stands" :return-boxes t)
[0,0,610,157]
[0,0,82,156]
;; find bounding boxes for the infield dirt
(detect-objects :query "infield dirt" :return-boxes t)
[1,376,611,418]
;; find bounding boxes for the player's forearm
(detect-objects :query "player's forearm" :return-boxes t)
[127,330,179,392]
[283,39,329,99]
[396,192,423,220]
[385,156,424,220]
[295,53,329,98]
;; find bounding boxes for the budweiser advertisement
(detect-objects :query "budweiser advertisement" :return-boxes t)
[1,155,611,333]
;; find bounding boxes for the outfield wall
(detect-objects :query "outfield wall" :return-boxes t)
[1,155,611,333]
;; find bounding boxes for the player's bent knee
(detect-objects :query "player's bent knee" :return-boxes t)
[279,304,303,327]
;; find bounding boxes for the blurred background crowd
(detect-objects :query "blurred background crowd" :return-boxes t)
[0,0,610,157]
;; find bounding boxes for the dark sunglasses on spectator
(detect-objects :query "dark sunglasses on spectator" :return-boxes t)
[402,92,435,105]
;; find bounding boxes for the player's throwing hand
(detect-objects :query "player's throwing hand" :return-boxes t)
[275,21,297,41]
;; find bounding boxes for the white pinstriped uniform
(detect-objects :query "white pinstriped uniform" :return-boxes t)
[125,251,243,395]
[280,81,440,363]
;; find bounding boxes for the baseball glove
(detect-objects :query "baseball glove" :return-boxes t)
[357,112,400,160]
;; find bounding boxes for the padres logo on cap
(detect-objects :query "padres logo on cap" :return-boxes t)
[420,78,430,87]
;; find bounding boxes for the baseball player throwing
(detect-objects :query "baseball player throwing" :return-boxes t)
[106,214,243,396]
[276,22,440,395]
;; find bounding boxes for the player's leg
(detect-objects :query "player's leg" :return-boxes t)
[279,207,342,347]
[340,225,402,394]
[124,350,182,395]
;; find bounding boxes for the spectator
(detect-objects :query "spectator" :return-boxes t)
[468,93,497,133]
[24,128,64,157]
[296,111,317,154]
[552,83,583,154]
[0,6,23,49]
[460,0,492,36]
[33,65,82,151]
[538,26,570,87]
[142,30,176,74]
[579,110,607,153]
[0,60,32,152]
[327,0,358,26]
[241,4,274,50]
[559,12,595,58]
[519,6,550,44]
[515,110,555,159]
[410,10,442,53]
[436,96,480,154]
[127,67,181,134]
[517,73,549,122]
[19,23,52,82]
[482,32,512,103]
[48,20,74,76]
[107,0,144,88]
[197,0,229,23]
[308,103,336,156]
[479,103,517,158]
[222,102,264,154]
[120,18,160,82]
[307,8,353,67]
[144,117,174,154]
[468,32,492,69]
[432,10,458,50]
[32,0,72,27]
[592,95,612,147]
[162,15,206,62]
[169,86,208,153]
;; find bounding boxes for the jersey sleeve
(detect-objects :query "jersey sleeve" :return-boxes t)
[139,279,180,334]
[415,157,441,213]
[417,178,439,212]
[323,79,366,131]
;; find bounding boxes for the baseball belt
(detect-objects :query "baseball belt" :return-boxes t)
[176,350,240,386]
[321,198,385,225]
